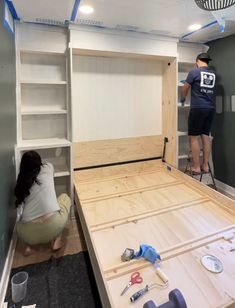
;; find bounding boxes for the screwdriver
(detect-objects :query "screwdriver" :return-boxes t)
[130,285,149,302]
[130,281,168,303]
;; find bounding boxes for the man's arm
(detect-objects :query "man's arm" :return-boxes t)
[181,82,191,103]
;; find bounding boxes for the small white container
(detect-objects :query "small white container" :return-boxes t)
[11,271,29,303]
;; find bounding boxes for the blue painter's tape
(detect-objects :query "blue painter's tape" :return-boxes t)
[219,24,225,33]
[3,0,14,35]
[181,20,218,40]
[70,0,81,22]
[212,13,225,33]
[3,18,14,35]
[5,0,19,20]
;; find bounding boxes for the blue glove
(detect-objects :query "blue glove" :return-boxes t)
[134,244,161,264]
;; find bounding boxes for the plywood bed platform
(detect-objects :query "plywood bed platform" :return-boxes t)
[74,160,235,308]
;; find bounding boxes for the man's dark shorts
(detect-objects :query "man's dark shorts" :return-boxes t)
[188,108,215,136]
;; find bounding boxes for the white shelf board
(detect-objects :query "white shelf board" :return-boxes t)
[54,171,70,178]
[178,154,188,159]
[178,103,190,108]
[178,131,188,136]
[20,49,66,56]
[17,138,71,150]
[179,152,204,160]
[20,80,67,85]
[21,108,67,115]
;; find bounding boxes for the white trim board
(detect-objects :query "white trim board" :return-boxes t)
[0,228,17,308]
[215,179,235,200]
[69,25,178,58]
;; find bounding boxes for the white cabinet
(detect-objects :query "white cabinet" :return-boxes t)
[20,51,66,81]
[177,62,194,171]
[15,46,72,197]
[18,51,69,142]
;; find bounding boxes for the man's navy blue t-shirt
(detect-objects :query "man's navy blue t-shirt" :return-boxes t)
[186,67,216,109]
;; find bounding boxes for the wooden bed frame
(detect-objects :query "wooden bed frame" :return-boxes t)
[74,159,235,308]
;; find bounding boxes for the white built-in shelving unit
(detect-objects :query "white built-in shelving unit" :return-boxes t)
[15,24,72,197]
[177,61,195,171]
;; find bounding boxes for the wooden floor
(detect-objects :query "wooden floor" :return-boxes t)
[12,213,86,268]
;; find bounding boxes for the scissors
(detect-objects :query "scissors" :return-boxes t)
[121,272,143,296]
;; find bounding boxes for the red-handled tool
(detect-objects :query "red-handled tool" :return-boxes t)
[121,272,143,296]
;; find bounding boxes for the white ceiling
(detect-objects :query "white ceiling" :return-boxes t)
[11,0,235,43]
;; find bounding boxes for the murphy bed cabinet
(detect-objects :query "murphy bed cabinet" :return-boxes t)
[70,25,179,168]
[15,23,72,197]
[70,30,235,308]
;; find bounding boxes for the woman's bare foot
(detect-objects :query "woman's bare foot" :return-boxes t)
[24,245,33,256]
[51,236,63,251]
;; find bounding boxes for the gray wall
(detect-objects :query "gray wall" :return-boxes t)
[0,2,17,278]
[208,35,235,188]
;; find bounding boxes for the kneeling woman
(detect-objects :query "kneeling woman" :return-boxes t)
[15,151,71,255]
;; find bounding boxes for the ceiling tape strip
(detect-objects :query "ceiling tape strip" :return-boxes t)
[70,0,81,22]
[181,20,218,40]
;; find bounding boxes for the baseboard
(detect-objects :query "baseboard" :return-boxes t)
[215,179,235,200]
[0,228,17,308]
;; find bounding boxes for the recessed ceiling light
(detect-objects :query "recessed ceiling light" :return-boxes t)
[79,5,94,14]
[188,24,202,31]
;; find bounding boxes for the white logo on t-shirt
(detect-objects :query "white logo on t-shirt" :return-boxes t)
[200,72,216,88]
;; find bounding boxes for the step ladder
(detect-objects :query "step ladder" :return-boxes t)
[184,151,217,190]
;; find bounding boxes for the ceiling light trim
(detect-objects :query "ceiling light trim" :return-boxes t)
[70,0,81,22]
[79,5,94,14]
[188,24,202,31]
[181,20,218,40]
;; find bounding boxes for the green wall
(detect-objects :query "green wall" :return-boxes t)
[0,1,17,278]
[208,35,235,188]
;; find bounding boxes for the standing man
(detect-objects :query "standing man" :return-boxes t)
[181,53,216,174]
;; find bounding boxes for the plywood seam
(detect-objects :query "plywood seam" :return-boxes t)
[75,163,180,186]
[79,180,182,204]
[103,224,235,273]
[216,298,235,308]
[183,181,235,216]
[167,166,235,208]
[208,202,235,223]
[89,197,209,232]
[75,168,163,185]
[103,225,235,280]
[74,160,164,183]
